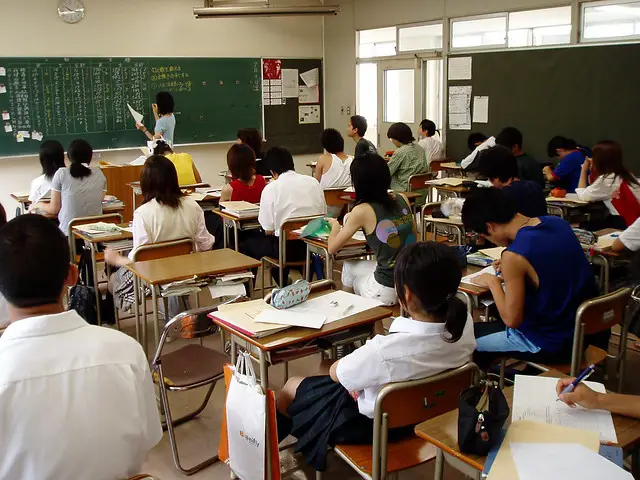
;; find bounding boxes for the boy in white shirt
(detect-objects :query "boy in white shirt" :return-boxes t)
[0,215,162,480]
[417,119,444,164]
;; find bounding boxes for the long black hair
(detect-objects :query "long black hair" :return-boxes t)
[39,140,65,180]
[350,152,394,209]
[140,155,184,209]
[153,140,173,156]
[394,242,467,343]
[67,139,93,179]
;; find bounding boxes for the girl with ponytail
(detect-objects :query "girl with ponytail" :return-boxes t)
[274,241,476,472]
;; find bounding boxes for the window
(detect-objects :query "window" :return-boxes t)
[451,15,507,49]
[398,23,443,52]
[582,0,640,41]
[358,27,397,58]
[508,6,572,47]
[423,59,444,131]
[357,63,378,146]
[384,69,415,123]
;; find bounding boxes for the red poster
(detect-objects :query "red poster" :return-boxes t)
[263,59,282,80]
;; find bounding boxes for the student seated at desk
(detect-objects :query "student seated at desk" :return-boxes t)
[495,126,545,188]
[275,242,476,471]
[576,140,640,230]
[557,377,640,419]
[243,146,327,284]
[105,155,214,314]
[29,140,66,203]
[314,128,353,189]
[327,153,417,305]
[461,133,494,170]
[386,122,428,192]
[613,217,640,252]
[153,140,202,186]
[461,188,604,369]
[220,144,266,203]
[237,127,269,177]
[0,215,161,479]
[468,132,488,152]
[477,145,547,218]
[417,119,444,164]
[347,115,377,158]
[31,139,106,235]
[543,136,587,193]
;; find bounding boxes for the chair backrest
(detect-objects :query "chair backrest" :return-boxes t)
[408,172,435,192]
[263,279,336,303]
[324,188,349,207]
[68,213,124,260]
[421,202,442,218]
[371,362,479,478]
[133,238,195,262]
[278,214,324,262]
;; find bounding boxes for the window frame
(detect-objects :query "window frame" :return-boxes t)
[356,26,398,59]
[397,20,445,54]
[449,12,509,52]
[580,0,640,44]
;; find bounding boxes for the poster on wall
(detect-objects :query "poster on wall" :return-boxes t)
[263,60,286,107]
[282,69,299,98]
[263,59,282,80]
[448,85,472,130]
[298,86,320,104]
[299,105,321,124]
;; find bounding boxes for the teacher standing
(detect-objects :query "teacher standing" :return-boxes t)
[136,91,176,146]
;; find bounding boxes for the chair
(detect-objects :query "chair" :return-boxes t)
[151,297,243,475]
[317,362,480,480]
[420,202,464,244]
[408,172,435,213]
[261,214,324,297]
[498,288,632,392]
[324,188,349,218]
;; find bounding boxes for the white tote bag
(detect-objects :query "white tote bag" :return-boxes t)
[226,352,266,480]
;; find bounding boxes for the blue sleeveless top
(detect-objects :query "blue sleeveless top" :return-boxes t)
[507,216,597,352]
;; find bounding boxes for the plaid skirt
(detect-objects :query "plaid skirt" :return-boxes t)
[112,268,150,312]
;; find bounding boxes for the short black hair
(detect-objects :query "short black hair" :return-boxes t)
[462,188,518,235]
[67,139,93,179]
[467,132,488,151]
[547,136,577,158]
[0,215,70,308]
[153,140,173,155]
[496,126,523,151]
[237,128,263,159]
[478,146,519,183]
[351,152,394,209]
[395,242,467,343]
[350,115,368,136]
[227,143,256,183]
[264,146,295,175]
[420,119,437,137]
[39,140,65,180]
[156,91,175,115]
[141,155,184,209]
[321,128,345,154]
[387,122,415,144]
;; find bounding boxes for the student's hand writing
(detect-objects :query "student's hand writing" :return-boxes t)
[555,377,601,409]
[492,259,502,275]
[152,103,158,115]
[135,122,146,131]
[582,158,592,171]
[472,273,501,288]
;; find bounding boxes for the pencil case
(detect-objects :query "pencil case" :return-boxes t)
[271,280,310,309]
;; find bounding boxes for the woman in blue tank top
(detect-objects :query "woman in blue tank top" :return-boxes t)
[461,188,604,368]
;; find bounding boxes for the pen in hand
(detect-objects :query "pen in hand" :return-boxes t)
[556,364,596,401]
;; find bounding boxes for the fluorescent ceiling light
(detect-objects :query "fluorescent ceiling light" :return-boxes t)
[194,5,340,18]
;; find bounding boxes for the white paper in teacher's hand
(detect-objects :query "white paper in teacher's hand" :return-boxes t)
[127,103,144,124]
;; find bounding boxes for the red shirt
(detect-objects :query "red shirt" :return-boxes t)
[230,175,267,203]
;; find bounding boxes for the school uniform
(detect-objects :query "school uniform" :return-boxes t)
[418,136,444,164]
[575,174,640,229]
[28,174,53,202]
[281,315,476,471]
[502,180,547,218]
[551,150,585,193]
[618,217,640,251]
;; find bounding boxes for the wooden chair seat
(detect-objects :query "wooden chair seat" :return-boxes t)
[335,436,437,474]
[540,345,609,375]
[157,344,227,388]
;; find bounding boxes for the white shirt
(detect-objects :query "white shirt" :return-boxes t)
[461,136,496,170]
[258,170,327,236]
[320,154,353,189]
[0,310,162,480]
[418,136,444,164]
[130,196,214,260]
[336,315,476,418]
[575,174,640,216]
[619,217,640,251]
[0,294,8,329]
[28,174,52,202]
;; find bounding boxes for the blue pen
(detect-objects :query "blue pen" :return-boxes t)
[557,364,596,401]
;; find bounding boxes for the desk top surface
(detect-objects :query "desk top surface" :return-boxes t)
[73,225,133,244]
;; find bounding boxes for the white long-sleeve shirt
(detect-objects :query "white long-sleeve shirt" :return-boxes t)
[461,136,496,169]
[575,174,640,216]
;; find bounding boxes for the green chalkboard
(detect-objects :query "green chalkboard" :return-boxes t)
[0,57,262,156]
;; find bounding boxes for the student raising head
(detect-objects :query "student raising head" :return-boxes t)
[315,128,353,189]
[543,136,586,193]
[153,140,202,186]
[386,122,428,192]
[347,115,377,158]
[220,143,267,203]
[327,152,417,305]
[136,91,176,146]
[495,126,544,187]
[29,140,66,203]
[106,155,214,313]
[275,241,476,472]
[237,128,269,176]
[417,119,444,164]
[477,145,547,218]
[31,139,107,235]
[575,140,640,230]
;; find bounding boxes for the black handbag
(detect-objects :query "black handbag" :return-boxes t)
[69,248,115,326]
[458,380,509,455]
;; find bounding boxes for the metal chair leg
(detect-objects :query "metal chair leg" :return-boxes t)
[499,359,506,389]
[434,448,444,480]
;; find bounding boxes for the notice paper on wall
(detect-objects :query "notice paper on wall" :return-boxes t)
[1,111,9,121]
[473,96,489,123]
[300,67,319,87]
[299,85,320,104]
[0,84,6,94]
[299,105,321,124]
[448,85,472,130]
[448,56,472,80]
[0,67,5,76]
[281,69,299,98]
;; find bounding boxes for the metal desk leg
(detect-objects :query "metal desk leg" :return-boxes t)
[230,335,237,364]
[132,275,141,344]
[142,282,148,356]
[258,349,272,480]
[233,220,240,252]
[151,285,160,351]
[90,243,102,326]
[305,244,312,282]
[223,219,229,249]
[434,448,444,480]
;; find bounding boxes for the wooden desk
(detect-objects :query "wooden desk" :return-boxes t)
[584,229,629,294]
[101,165,144,222]
[127,181,210,213]
[458,265,491,316]
[11,192,125,221]
[415,369,640,479]
[423,215,465,244]
[434,184,472,199]
[214,208,261,251]
[301,235,371,282]
[127,249,260,352]
[340,191,422,207]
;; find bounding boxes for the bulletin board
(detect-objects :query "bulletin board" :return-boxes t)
[262,58,324,156]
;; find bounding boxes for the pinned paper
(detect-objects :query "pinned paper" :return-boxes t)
[4,124,12,133]
[0,85,6,94]
[1,111,9,121]
[263,98,271,106]
[448,56,472,80]
[281,69,299,98]
[18,131,30,139]
[32,131,44,141]
[0,67,5,76]
[263,59,282,80]
[300,67,319,87]
[448,85,472,130]
[16,132,24,143]
[271,98,283,106]
[298,85,320,104]
[127,103,144,125]
[473,96,489,123]
[299,105,321,124]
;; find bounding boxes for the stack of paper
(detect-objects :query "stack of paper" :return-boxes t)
[425,177,465,187]
[461,265,500,286]
[211,299,291,338]
[254,309,327,329]
[596,232,621,251]
[73,222,122,238]
[208,282,247,300]
[104,239,133,251]
[286,290,383,324]
[220,201,260,218]
[161,275,204,297]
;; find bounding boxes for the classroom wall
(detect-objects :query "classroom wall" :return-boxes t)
[0,0,323,217]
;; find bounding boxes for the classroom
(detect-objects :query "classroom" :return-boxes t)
[1,0,640,479]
